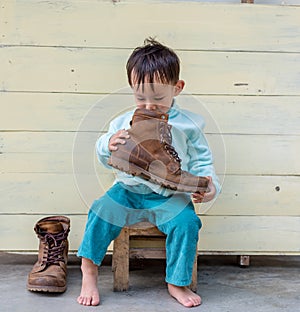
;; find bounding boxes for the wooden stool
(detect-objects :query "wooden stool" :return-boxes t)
[112,222,198,292]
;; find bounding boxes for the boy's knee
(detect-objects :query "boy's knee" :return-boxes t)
[179,208,202,230]
[166,209,202,233]
[185,214,202,232]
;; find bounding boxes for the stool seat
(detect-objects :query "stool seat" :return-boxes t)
[112,221,198,292]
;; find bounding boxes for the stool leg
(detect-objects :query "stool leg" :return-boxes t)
[189,252,198,292]
[238,255,250,267]
[112,227,129,291]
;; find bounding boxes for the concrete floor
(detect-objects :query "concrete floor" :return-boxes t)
[1,253,300,312]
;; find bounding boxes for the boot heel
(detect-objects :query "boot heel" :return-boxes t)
[108,156,146,177]
[108,156,131,173]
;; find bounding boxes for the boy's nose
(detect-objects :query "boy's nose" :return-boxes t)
[145,103,157,110]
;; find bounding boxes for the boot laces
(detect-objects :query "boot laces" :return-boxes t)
[159,122,182,164]
[40,230,68,266]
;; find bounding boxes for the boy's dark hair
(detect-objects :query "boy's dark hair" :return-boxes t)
[126,38,180,87]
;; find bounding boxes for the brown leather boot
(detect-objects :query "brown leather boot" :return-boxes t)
[27,216,70,293]
[108,108,209,193]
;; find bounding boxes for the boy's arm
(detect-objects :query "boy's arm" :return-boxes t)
[186,122,221,199]
[95,113,131,168]
[96,131,114,168]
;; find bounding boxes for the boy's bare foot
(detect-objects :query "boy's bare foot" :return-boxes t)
[77,258,100,306]
[167,283,202,308]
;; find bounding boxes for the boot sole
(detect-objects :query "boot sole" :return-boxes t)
[27,284,66,293]
[108,156,207,193]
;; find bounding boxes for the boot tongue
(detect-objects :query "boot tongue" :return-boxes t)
[38,221,63,234]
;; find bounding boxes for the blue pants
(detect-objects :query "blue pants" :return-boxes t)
[77,182,202,286]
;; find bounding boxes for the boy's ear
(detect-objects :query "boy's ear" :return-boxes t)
[174,80,185,95]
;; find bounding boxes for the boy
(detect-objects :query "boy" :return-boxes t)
[77,38,220,308]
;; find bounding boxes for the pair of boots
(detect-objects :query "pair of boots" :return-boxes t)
[108,108,209,193]
[27,216,70,293]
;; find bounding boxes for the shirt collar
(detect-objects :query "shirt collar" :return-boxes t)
[167,99,180,118]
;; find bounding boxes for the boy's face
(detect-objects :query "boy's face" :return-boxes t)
[131,78,185,113]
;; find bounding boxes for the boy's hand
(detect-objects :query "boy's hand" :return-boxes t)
[108,129,130,151]
[192,176,216,203]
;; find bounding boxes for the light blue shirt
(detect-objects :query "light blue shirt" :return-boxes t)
[96,101,221,197]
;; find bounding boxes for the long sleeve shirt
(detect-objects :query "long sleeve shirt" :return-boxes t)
[96,101,221,197]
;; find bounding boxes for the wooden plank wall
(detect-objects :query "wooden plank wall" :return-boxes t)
[1,0,300,254]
